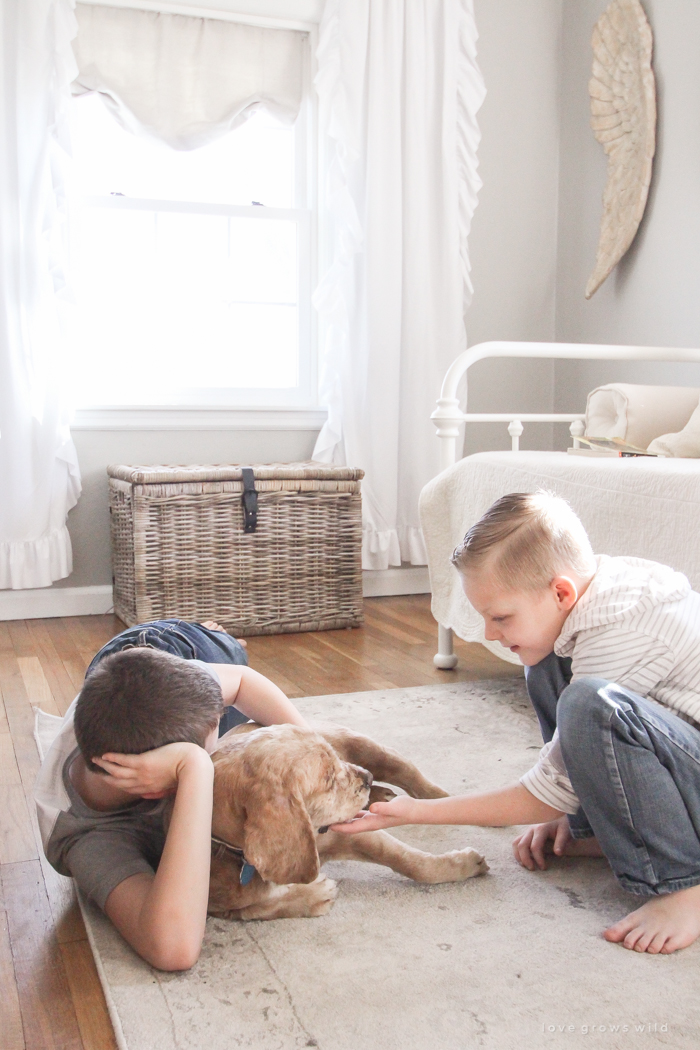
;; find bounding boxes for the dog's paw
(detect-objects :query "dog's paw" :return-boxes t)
[448,848,489,880]
[307,875,338,916]
[422,848,488,884]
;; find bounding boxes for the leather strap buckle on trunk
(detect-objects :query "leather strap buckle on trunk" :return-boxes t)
[241,467,258,533]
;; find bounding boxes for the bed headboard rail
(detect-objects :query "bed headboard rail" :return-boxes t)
[431,341,700,472]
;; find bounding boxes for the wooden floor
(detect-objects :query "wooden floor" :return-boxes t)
[0,596,522,1050]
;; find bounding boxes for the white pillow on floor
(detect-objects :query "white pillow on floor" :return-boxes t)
[648,397,700,457]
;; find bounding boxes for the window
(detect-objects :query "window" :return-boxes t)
[67,93,315,408]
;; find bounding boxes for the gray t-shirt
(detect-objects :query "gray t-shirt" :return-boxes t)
[34,660,221,910]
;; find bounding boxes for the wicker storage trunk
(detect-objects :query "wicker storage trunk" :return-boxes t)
[108,462,364,635]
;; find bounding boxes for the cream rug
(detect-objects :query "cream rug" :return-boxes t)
[37,682,699,1049]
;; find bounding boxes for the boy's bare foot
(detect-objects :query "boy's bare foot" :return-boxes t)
[202,620,227,632]
[201,621,247,647]
[604,882,700,954]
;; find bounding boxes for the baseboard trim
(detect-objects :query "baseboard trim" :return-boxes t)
[362,566,431,597]
[0,585,114,621]
[0,568,430,621]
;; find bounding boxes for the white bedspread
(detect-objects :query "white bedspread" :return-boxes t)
[419,451,700,664]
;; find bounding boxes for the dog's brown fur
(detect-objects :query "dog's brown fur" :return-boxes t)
[208,722,487,920]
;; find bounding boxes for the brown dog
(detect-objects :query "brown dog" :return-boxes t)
[208,722,488,920]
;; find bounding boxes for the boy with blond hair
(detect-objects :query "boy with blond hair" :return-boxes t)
[333,492,700,956]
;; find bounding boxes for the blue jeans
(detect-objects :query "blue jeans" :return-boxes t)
[525,653,700,897]
[87,619,250,736]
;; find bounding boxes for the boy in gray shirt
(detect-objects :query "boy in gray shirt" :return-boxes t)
[34,619,307,970]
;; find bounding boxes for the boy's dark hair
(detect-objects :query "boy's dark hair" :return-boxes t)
[75,648,223,772]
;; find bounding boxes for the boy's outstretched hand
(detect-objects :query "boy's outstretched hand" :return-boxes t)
[93,742,210,800]
[331,795,419,834]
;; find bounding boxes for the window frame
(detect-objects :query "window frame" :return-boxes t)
[69,3,319,418]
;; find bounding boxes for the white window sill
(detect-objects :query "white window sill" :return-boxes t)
[71,405,328,431]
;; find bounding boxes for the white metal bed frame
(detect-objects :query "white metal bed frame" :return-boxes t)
[429,340,700,669]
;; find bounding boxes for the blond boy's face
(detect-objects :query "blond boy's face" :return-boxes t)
[461,571,579,667]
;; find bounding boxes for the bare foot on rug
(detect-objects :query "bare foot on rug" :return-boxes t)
[604,883,700,954]
[512,817,604,870]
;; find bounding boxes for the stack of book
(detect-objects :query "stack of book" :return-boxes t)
[567,437,659,458]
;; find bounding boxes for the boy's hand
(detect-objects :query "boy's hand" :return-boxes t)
[93,742,212,799]
[330,796,420,834]
[512,816,572,870]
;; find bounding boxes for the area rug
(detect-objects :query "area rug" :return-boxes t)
[37,682,699,1049]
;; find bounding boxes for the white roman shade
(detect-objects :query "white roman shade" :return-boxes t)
[71,3,308,149]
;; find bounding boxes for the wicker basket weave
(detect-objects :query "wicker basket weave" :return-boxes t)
[108,462,364,636]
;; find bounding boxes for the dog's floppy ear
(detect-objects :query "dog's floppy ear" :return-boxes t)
[242,788,320,885]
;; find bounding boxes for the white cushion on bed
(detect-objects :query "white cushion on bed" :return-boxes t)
[648,397,700,458]
[419,451,700,664]
[585,383,700,449]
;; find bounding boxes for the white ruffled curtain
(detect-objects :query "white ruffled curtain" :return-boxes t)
[0,0,82,590]
[72,3,307,148]
[313,0,485,571]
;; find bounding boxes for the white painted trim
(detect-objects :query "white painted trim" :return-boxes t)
[0,570,430,620]
[362,567,431,598]
[72,406,327,431]
[0,585,114,622]
[77,0,318,31]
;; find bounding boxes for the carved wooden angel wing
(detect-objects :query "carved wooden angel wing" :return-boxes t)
[586,0,656,299]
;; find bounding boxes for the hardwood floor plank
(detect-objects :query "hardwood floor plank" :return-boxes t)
[17,657,62,717]
[0,621,14,655]
[71,616,123,655]
[0,681,11,736]
[52,892,87,947]
[60,939,119,1050]
[286,632,400,690]
[7,621,35,659]
[25,622,78,716]
[363,598,443,644]
[248,633,395,695]
[0,754,41,862]
[0,654,42,787]
[42,621,89,693]
[1,650,92,939]
[2,859,84,1050]
[361,608,429,646]
[0,774,38,864]
[0,878,26,1050]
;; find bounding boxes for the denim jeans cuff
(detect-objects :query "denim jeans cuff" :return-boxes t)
[568,827,596,840]
[615,872,700,897]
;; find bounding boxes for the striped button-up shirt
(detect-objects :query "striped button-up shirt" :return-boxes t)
[520,555,700,813]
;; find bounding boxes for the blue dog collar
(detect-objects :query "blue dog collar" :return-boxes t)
[211,835,257,885]
[212,825,329,886]
[240,861,257,886]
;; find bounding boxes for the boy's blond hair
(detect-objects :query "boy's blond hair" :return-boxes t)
[451,491,596,591]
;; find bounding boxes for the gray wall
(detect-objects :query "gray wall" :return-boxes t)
[464,0,563,455]
[554,0,700,412]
